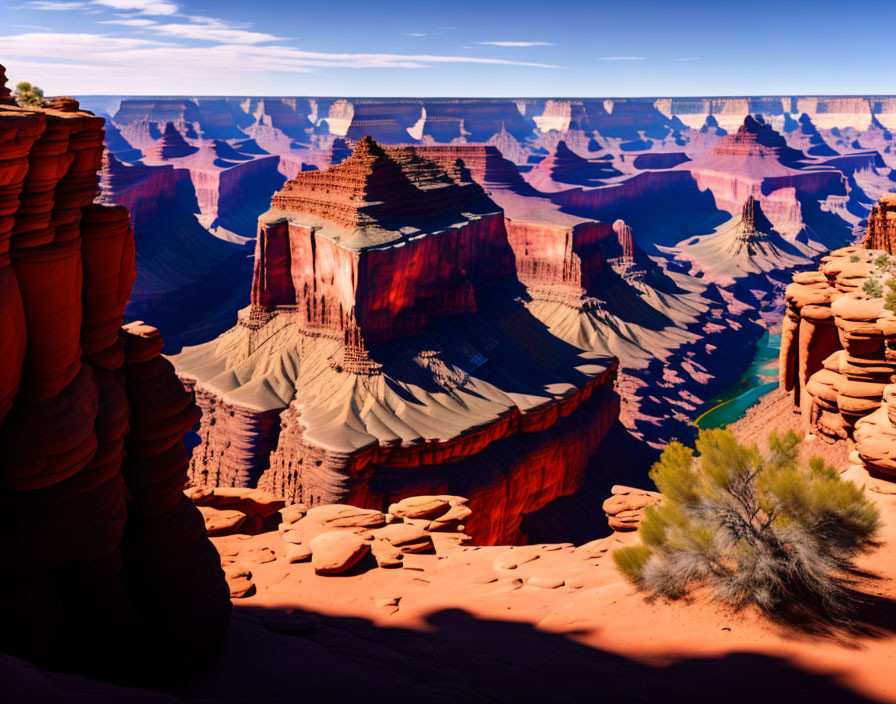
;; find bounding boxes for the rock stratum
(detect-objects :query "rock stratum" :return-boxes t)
[780,197,896,484]
[0,86,229,677]
[174,137,620,545]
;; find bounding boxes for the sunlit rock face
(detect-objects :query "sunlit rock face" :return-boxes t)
[175,137,620,545]
[0,84,229,676]
[779,216,896,481]
[864,194,896,253]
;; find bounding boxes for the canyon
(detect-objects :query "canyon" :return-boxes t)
[83,94,896,452]
[4,60,896,701]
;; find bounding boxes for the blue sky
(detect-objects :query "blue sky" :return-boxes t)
[2,0,895,96]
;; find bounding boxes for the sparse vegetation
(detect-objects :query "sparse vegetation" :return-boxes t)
[14,81,44,108]
[863,277,884,298]
[886,279,896,314]
[850,255,860,263]
[614,429,880,620]
[874,253,892,270]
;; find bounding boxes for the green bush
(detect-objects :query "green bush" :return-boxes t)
[863,278,883,298]
[885,279,896,314]
[14,81,44,108]
[614,429,880,618]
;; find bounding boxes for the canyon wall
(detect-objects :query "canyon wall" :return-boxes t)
[0,87,229,675]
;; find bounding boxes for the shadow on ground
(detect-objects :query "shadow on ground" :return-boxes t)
[167,603,884,703]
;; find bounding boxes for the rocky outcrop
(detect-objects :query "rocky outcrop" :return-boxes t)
[175,137,620,545]
[602,485,663,531]
[0,92,229,675]
[779,240,896,481]
[864,194,896,253]
[144,122,198,161]
[673,196,810,282]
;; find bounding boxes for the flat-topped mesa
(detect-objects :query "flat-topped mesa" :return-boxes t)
[252,136,513,345]
[144,121,198,160]
[175,137,619,543]
[864,194,896,253]
[712,114,804,162]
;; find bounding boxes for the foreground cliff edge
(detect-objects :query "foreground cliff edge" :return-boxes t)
[0,69,231,676]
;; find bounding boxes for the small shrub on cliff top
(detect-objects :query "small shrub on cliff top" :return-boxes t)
[885,279,896,314]
[614,429,880,619]
[14,81,44,107]
[850,255,860,263]
[863,278,884,298]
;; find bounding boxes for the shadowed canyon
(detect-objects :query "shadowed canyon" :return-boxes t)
[5,69,896,702]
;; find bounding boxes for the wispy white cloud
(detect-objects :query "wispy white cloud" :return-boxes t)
[91,0,178,15]
[476,41,554,47]
[405,33,427,37]
[99,17,156,26]
[596,56,645,61]
[1,32,561,71]
[14,23,55,29]
[22,1,88,10]
[152,22,283,44]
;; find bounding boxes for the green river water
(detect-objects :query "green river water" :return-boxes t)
[693,330,781,429]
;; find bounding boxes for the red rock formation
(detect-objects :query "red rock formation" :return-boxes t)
[176,138,619,544]
[779,246,896,448]
[144,122,198,160]
[0,63,13,105]
[864,194,896,253]
[0,94,229,675]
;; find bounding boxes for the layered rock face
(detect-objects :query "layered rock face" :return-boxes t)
[864,194,896,252]
[176,137,619,544]
[779,232,896,479]
[0,94,229,674]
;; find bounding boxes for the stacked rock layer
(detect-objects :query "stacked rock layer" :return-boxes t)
[0,94,229,675]
[176,137,620,545]
[864,193,896,253]
[780,215,896,478]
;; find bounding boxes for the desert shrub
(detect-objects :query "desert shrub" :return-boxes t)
[850,255,860,263]
[885,279,896,313]
[874,253,891,270]
[14,81,44,107]
[863,278,883,298]
[614,429,880,618]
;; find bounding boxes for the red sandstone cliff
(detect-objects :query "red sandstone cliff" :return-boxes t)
[864,194,896,252]
[0,82,229,675]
